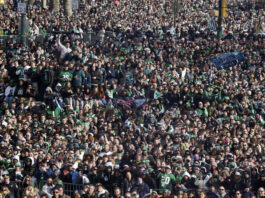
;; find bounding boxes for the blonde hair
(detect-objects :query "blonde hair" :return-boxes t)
[23,186,39,198]
[1,186,10,198]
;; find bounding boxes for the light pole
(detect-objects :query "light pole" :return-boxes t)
[173,0,178,27]
[217,0,223,38]
[20,0,27,46]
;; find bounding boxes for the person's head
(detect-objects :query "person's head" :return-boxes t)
[24,176,32,184]
[74,191,81,198]
[131,191,139,198]
[58,186,64,196]
[88,185,95,194]
[165,165,171,173]
[46,177,53,185]
[258,187,265,197]
[53,188,60,197]
[40,193,49,198]
[96,183,103,192]
[1,185,10,195]
[199,191,206,198]
[137,175,143,183]
[66,42,70,48]
[126,171,132,180]
[3,172,10,183]
[218,186,226,195]
[125,192,132,198]
[235,190,242,198]
[234,171,241,179]
[209,185,216,192]
[18,79,24,86]
[114,187,121,197]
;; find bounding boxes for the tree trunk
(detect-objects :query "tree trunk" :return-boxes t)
[42,0,48,9]
[28,0,35,5]
[64,0,72,16]
[52,0,60,12]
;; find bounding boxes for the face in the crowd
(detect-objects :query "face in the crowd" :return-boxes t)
[96,184,103,192]
[218,186,226,195]
[258,188,265,197]
[235,190,242,198]
[125,171,131,180]
[125,192,132,198]
[114,188,121,197]
[137,176,143,183]
[59,186,64,196]
[3,174,10,183]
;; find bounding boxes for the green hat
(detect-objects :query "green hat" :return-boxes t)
[15,162,22,167]
[230,162,237,168]
[57,180,63,186]
[76,120,83,125]
[176,176,182,182]
[175,163,180,167]
[148,168,154,173]
[142,145,148,151]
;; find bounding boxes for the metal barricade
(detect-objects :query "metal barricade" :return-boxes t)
[63,182,84,197]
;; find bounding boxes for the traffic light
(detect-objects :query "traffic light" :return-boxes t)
[221,0,227,18]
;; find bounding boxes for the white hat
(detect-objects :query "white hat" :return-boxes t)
[235,172,241,176]
[176,156,183,161]
[212,162,218,167]
[182,172,191,178]
[233,138,239,143]
[105,162,113,168]
[88,133,94,137]
[72,162,79,170]
[2,170,9,176]
[13,155,20,161]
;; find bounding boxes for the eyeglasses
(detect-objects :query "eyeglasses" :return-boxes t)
[125,196,131,198]
[219,188,225,191]
[54,191,59,193]
[236,193,241,195]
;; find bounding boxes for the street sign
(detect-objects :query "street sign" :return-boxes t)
[72,0,79,10]
[17,2,26,13]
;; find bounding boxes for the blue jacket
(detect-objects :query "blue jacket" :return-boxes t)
[132,182,150,198]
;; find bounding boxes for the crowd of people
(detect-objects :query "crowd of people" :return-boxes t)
[0,0,265,197]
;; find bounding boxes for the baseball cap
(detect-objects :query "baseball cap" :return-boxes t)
[235,172,241,176]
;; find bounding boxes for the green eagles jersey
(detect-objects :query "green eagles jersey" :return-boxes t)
[157,173,176,189]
